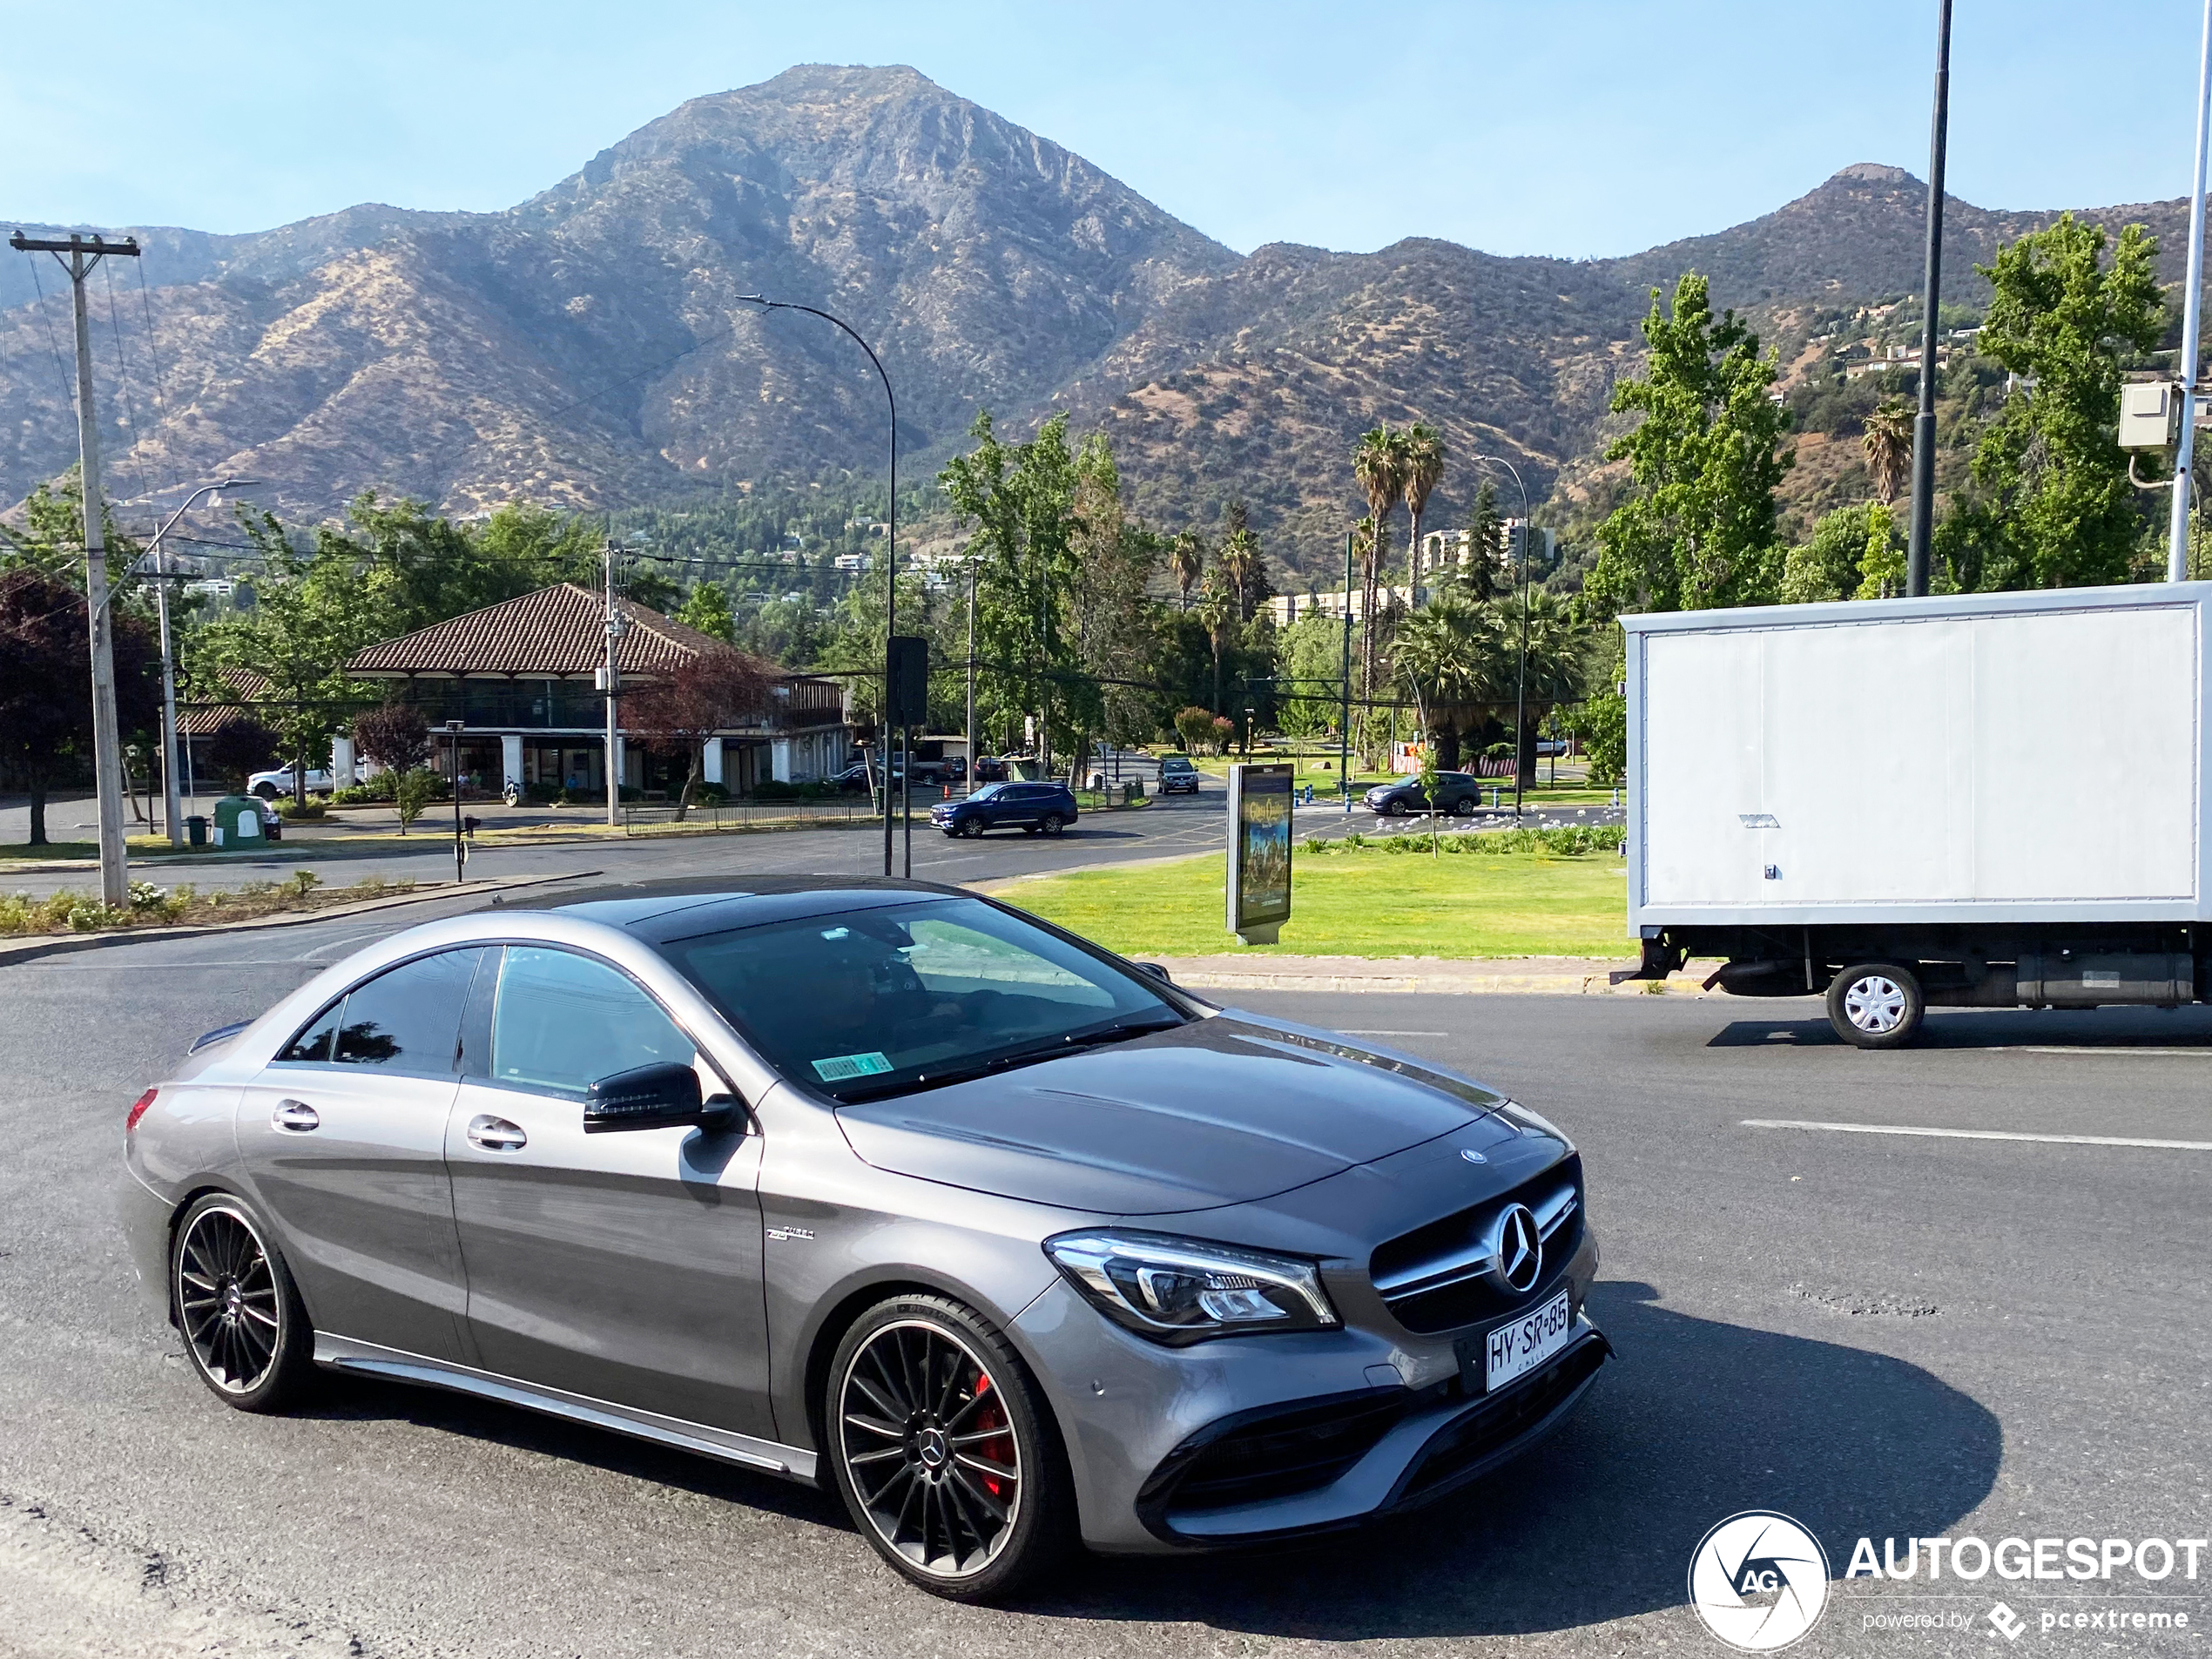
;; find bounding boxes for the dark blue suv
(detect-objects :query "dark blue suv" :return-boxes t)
[931,780,1080,839]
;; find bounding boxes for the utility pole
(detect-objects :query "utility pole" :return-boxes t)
[10,232,139,907]
[599,538,629,827]
[2171,0,2212,582]
[1905,0,1953,597]
[960,562,977,800]
[140,478,258,845]
[1339,530,1353,812]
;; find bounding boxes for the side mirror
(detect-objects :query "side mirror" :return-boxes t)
[583,1062,737,1134]
[1134,961,1173,985]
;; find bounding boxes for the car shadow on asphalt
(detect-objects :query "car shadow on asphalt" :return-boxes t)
[298,1372,855,1534]
[1028,1278,2001,1637]
[1711,1006,2212,1049]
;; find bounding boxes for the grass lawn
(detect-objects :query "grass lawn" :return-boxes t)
[993,844,1631,958]
[0,835,183,862]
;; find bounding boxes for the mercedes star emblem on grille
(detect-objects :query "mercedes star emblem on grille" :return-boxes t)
[1485,1203,1543,1294]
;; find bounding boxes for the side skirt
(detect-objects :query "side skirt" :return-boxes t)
[314,1332,819,1485]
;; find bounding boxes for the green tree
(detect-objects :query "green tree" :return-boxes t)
[1067,433,1161,770]
[1462,481,1503,601]
[1937,214,2165,590]
[939,411,1089,767]
[1391,593,1503,769]
[1862,397,1915,504]
[1351,428,1410,759]
[1215,498,1266,622]
[1587,272,1794,617]
[676,579,737,642]
[1278,611,1349,739]
[198,512,401,806]
[1168,529,1205,610]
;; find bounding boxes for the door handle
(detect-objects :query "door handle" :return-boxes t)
[466,1114,527,1152]
[272,1099,320,1132]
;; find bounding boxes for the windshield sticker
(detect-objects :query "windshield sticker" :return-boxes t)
[813,1050,894,1082]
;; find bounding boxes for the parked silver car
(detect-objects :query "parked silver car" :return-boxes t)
[120,879,1605,1599]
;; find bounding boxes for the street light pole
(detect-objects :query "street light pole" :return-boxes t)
[2171,0,2212,582]
[1339,529,1353,813]
[732,294,898,876]
[445,719,466,884]
[140,478,259,845]
[1905,0,1953,597]
[1474,455,1533,816]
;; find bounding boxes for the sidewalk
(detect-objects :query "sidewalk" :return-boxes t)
[1152,954,1731,996]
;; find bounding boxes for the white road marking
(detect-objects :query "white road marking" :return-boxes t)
[1338,1030,1450,1037]
[1743,1117,2212,1152]
[2014,1045,2212,1058]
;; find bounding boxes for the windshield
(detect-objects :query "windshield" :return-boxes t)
[968,783,1008,800]
[1162,759,1193,772]
[657,897,1184,1103]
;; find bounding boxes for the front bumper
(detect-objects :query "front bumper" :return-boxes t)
[1015,1220,1602,1553]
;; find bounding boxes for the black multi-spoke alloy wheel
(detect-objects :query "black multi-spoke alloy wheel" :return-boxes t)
[1039,813,1065,837]
[172,1192,314,1411]
[826,1294,1072,1601]
[962,817,986,839]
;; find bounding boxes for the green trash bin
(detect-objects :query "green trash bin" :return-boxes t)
[185,814,208,847]
[210,795,268,849]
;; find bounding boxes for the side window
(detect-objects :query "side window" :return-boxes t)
[331,948,482,1075]
[489,946,694,1097]
[276,1001,341,1064]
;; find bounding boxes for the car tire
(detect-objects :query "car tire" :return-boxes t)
[252,783,278,800]
[1825,962,1925,1049]
[171,1191,315,1413]
[961,818,986,839]
[1449,797,1477,818]
[1382,798,1405,817]
[1039,813,1064,837]
[825,1293,1075,1602]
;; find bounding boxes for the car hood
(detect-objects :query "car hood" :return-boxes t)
[833,1015,1509,1215]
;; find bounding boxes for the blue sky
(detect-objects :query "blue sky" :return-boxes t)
[5,1,2206,259]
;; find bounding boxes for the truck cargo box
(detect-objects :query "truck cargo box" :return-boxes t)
[1623,583,2212,931]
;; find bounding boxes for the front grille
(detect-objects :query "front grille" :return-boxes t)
[1370,1155,1583,1334]
[1158,1392,1412,1515]
[1401,1336,1607,1496]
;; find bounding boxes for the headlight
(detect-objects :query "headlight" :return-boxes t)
[1042,1230,1339,1345]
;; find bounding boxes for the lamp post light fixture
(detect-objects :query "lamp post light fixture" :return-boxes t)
[138,477,259,844]
[1472,455,1534,817]
[731,293,898,875]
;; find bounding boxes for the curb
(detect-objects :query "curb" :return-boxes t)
[0,870,601,967]
[1152,957,1731,998]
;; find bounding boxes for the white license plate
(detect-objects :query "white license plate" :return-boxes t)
[1485,1289,1575,1393]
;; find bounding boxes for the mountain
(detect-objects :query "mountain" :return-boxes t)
[0,68,2195,584]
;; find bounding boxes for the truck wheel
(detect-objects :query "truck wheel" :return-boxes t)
[1826,963,1925,1049]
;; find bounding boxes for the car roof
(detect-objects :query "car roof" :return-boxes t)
[499,875,972,944]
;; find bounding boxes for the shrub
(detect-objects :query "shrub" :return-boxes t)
[395,767,440,832]
[332,772,399,805]
[275,799,326,821]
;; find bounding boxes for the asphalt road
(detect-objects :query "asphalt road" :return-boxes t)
[2,780,1620,900]
[6,911,2201,1657]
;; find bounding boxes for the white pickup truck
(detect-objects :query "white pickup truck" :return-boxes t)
[247,761,366,799]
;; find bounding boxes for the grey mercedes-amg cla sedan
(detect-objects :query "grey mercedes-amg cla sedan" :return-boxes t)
[119,879,1606,1600]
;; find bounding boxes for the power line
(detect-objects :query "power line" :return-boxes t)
[131,257,182,503]
[100,258,152,517]
[23,255,73,408]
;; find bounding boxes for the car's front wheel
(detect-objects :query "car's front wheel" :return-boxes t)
[961,817,986,839]
[826,1294,1073,1602]
[172,1192,314,1412]
[1381,798,1405,817]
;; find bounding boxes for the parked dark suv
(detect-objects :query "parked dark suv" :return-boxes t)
[1364,772,1483,816]
[932,781,1080,838]
[1157,755,1200,794]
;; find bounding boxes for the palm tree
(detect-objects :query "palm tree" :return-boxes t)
[1351,427,1408,761]
[1196,568,1239,714]
[1863,398,1915,504]
[1392,593,1505,769]
[1217,522,1263,622]
[1399,424,1445,593]
[1499,588,1591,790]
[1168,529,1205,610]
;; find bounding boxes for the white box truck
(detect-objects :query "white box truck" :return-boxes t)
[1615,583,2211,1046]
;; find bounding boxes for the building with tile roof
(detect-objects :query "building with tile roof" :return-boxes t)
[344,583,849,796]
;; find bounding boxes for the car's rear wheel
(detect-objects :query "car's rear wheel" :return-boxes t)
[172,1192,314,1412]
[826,1294,1073,1602]
[1039,813,1065,837]
[1450,796,1477,818]
[1826,962,1925,1049]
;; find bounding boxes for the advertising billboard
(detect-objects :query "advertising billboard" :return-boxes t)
[1226,762,1294,944]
